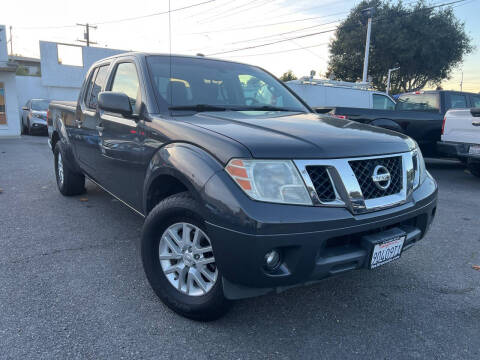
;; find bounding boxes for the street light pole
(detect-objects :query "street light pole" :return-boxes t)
[361,7,375,83]
[386,67,400,95]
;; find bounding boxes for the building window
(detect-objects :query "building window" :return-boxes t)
[57,44,83,67]
[0,82,6,125]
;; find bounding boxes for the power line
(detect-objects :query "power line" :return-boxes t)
[181,11,348,35]
[197,0,278,23]
[196,0,262,20]
[229,19,342,45]
[16,0,216,30]
[223,42,329,58]
[206,0,469,56]
[92,0,217,25]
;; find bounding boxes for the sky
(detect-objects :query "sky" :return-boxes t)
[1,0,479,92]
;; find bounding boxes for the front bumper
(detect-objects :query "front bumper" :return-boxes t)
[202,171,438,300]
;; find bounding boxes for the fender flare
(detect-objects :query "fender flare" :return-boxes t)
[143,142,225,214]
[368,118,403,133]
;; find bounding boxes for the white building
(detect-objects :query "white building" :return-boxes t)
[0,25,20,137]
[0,23,126,137]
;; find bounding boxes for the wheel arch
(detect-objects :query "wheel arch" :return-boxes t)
[143,142,224,215]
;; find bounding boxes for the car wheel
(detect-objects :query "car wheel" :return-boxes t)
[467,161,480,178]
[54,142,86,196]
[141,192,230,321]
[25,119,30,135]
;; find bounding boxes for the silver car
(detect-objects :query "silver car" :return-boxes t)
[21,99,49,135]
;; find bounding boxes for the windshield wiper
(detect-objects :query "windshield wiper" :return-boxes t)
[169,104,227,112]
[232,105,306,112]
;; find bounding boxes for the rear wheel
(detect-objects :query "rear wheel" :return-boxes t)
[141,192,230,321]
[467,161,480,178]
[54,143,85,196]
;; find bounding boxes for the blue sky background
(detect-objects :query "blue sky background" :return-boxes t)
[1,0,478,92]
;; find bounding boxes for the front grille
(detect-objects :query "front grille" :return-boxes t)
[306,166,336,202]
[349,156,403,199]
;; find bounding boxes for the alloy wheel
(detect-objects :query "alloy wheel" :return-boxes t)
[159,222,218,296]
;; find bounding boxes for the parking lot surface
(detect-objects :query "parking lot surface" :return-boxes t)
[0,136,479,359]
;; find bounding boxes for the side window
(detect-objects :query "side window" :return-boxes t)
[470,95,480,108]
[84,68,98,108]
[448,94,467,110]
[110,62,140,108]
[373,94,395,110]
[88,66,109,109]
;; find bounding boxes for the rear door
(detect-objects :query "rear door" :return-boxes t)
[443,108,480,145]
[97,60,147,210]
[73,64,110,179]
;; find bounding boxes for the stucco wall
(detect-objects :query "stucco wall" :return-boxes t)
[39,41,124,88]
[0,72,20,136]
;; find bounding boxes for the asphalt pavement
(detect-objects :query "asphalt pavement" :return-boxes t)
[0,135,479,359]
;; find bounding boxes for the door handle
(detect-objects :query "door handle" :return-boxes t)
[96,125,104,132]
[75,119,83,127]
[472,121,480,127]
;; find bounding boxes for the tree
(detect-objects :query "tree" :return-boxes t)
[279,70,297,82]
[326,0,473,93]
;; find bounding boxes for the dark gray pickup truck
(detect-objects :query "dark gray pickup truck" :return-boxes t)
[48,53,437,320]
[324,90,480,157]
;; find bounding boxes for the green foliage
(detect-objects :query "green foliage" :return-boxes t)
[327,0,473,93]
[16,65,30,76]
[279,70,297,82]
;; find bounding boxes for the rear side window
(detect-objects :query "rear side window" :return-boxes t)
[110,62,140,108]
[396,93,440,112]
[85,65,109,109]
[372,94,395,110]
[470,95,480,108]
[447,94,467,110]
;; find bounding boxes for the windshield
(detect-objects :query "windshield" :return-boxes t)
[146,56,309,113]
[395,93,440,112]
[31,100,49,111]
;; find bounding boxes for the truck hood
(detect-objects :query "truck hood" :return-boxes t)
[183,111,413,159]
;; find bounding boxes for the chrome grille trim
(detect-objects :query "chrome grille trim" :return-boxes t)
[294,152,415,214]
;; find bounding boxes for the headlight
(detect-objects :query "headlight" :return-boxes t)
[412,146,427,189]
[225,159,312,205]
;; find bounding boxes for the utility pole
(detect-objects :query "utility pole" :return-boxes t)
[76,23,97,46]
[7,26,13,55]
[460,71,463,92]
[361,7,375,83]
[386,67,400,95]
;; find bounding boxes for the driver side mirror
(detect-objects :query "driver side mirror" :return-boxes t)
[98,91,132,117]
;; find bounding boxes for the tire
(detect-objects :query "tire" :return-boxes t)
[467,161,480,178]
[25,119,30,135]
[54,143,86,196]
[141,192,230,321]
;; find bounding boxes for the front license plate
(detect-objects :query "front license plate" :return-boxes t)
[469,145,480,155]
[370,235,406,269]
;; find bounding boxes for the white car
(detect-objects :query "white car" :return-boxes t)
[286,78,396,111]
[21,99,50,135]
[438,107,480,177]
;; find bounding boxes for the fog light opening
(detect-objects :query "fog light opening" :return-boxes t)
[264,249,281,271]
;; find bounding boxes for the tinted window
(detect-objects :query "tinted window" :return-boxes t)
[471,95,480,108]
[111,63,140,108]
[146,56,308,113]
[396,93,440,112]
[31,100,49,111]
[448,94,467,109]
[86,65,109,109]
[373,94,395,110]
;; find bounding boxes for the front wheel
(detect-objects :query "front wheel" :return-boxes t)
[141,192,230,321]
[54,143,85,196]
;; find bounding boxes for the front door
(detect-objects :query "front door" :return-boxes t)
[98,61,147,211]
